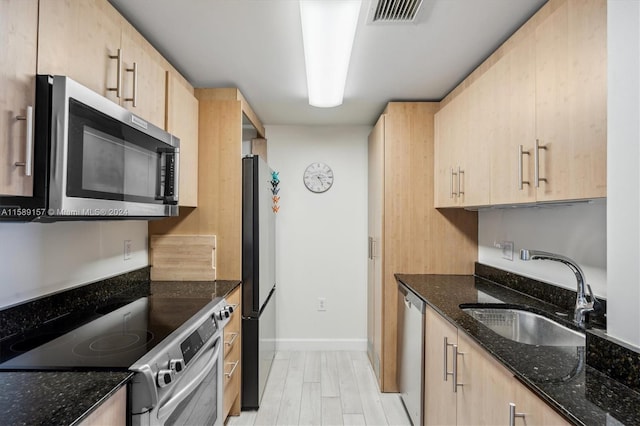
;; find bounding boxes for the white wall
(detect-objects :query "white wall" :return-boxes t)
[0,221,148,308]
[606,0,640,348]
[478,201,607,297]
[266,125,369,351]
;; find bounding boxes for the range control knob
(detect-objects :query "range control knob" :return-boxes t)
[157,369,173,388]
[215,308,231,321]
[227,305,234,314]
[170,359,184,374]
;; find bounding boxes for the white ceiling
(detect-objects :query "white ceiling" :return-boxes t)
[108,0,547,126]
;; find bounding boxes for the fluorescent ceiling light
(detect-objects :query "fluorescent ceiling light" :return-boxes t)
[299,0,361,108]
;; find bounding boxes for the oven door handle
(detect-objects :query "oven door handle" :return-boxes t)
[156,336,222,422]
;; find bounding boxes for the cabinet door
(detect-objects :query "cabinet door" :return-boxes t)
[37,0,122,104]
[456,331,515,426]
[166,72,199,207]
[424,306,458,426]
[367,115,384,384]
[120,24,167,129]
[434,96,466,208]
[535,0,606,202]
[79,386,126,426]
[512,379,571,426]
[490,33,537,205]
[463,72,492,206]
[1,0,38,196]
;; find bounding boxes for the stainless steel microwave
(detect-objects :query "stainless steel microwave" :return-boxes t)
[0,75,180,221]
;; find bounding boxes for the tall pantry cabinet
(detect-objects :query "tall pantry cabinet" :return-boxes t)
[367,103,478,391]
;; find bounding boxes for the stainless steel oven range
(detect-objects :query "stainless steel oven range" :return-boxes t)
[130,298,231,426]
[0,294,234,425]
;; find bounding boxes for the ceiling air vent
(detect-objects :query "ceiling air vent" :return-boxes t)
[369,0,424,23]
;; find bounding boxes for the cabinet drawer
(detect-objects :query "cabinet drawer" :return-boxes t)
[224,326,240,358]
[223,340,241,417]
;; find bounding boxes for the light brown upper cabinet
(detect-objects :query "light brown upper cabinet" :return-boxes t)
[435,0,606,208]
[490,32,537,205]
[0,0,38,196]
[166,72,199,207]
[533,0,606,202]
[38,0,167,129]
[368,103,477,391]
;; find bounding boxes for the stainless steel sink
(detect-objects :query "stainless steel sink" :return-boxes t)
[461,307,585,346]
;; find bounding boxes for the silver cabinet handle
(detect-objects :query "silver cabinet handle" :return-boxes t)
[457,166,464,196]
[368,236,373,260]
[371,239,377,259]
[534,139,547,187]
[452,344,464,393]
[444,336,455,381]
[450,167,458,198]
[107,48,122,98]
[518,145,530,190]
[225,360,239,378]
[124,62,138,107]
[225,332,239,347]
[14,106,33,176]
[509,403,525,426]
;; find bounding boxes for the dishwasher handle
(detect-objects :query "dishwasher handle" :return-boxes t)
[397,282,426,314]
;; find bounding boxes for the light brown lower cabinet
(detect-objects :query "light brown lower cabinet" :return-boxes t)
[78,386,126,426]
[424,305,570,426]
[223,285,242,419]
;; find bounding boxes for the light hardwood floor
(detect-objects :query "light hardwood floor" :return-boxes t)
[226,351,411,426]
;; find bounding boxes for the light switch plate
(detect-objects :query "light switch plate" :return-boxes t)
[124,240,132,261]
[501,241,514,261]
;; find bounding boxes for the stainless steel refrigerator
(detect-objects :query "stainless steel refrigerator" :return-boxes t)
[241,155,277,409]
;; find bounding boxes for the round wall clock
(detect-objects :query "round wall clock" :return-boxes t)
[303,162,334,193]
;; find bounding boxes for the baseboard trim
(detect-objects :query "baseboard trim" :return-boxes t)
[276,338,367,351]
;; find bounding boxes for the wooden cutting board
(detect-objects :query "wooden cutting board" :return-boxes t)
[150,235,216,281]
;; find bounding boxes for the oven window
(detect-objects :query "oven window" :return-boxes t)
[66,98,167,204]
[164,360,218,426]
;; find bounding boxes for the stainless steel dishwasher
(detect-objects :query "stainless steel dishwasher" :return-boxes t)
[397,281,426,426]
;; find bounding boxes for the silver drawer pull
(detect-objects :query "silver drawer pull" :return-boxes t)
[107,48,122,98]
[452,344,464,393]
[518,145,530,190]
[444,336,455,381]
[509,403,526,426]
[225,360,239,378]
[225,332,239,347]
[534,139,547,188]
[15,106,33,176]
[124,62,137,107]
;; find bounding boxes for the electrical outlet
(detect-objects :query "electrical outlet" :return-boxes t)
[124,240,132,261]
[501,241,514,261]
[318,297,326,312]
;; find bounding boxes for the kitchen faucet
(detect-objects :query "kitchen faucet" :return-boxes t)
[520,249,599,328]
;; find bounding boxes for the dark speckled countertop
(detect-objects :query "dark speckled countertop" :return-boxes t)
[0,272,241,426]
[0,371,132,426]
[395,274,640,426]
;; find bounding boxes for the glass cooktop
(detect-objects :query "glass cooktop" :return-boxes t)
[0,294,215,371]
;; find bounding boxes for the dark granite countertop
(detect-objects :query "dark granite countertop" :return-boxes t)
[0,371,132,426]
[395,274,640,426]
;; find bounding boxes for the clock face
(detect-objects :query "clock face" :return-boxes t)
[303,162,334,193]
